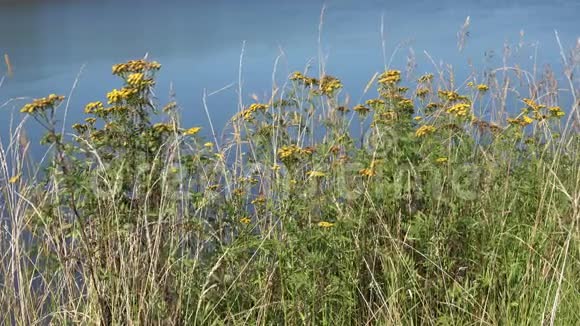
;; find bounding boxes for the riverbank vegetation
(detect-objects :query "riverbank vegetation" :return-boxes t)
[1,43,579,324]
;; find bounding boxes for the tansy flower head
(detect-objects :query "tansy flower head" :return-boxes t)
[358,168,376,177]
[320,75,343,96]
[366,98,385,109]
[307,170,326,178]
[522,98,545,111]
[418,73,434,83]
[415,125,437,137]
[112,59,161,76]
[20,94,65,114]
[107,88,137,104]
[153,123,176,133]
[318,221,335,228]
[238,103,268,121]
[548,106,565,117]
[8,174,21,184]
[84,101,104,114]
[476,84,489,92]
[416,88,430,97]
[378,70,401,85]
[447,103,471,117]
[290,71,318,87]
[353,104,371,115]
[183,127,201,136]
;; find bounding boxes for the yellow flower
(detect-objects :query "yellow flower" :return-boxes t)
[290,71,318,86]
[240,217,251,225]
[183,127,202,136]
[307,170,326,178]
[84,101,104,114]
[507,115,533,127]
[366,98,385,109]
[522,115,533,125]
[106,88,136,104]
[320,75,343,96]
[20,94,65,114]
[414,116,422,121]
[152,123,175,133]
[435,157,448,164]
[426,102,439,110]
[446,103,471,117]
[398,98,414,110]
[522,98,545,111]
[467,81,474,87]
[418,73,434,83]
[318,221,335,228]
[548,106,565,118]
[358,168,376,177]
[476,84,489,92]
[238,103,268,121]
[438,90,464,102]
[127,73,144,85]
[112,59,161,75]
[277,145,306,161]
[204,142,214,148]
[416,88,430,97]
[415,125,437,137]
[8,174,21,184]
[378,70,401,85]
[353,104,371,115]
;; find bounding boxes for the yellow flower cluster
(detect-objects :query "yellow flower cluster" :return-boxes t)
[397,98,414,111]
[438,90,464,102]
[183,127,201,136]
[238,103,268,121]
[125,72,154,89]
[307,170,326,178]
[358,168,376,177]
[320,75,343,96]
[84,101,104,114]
[353,104,371,115]
[426,102,439,110]
[20,94,65,114]
[127,73,144,86]
[318,221,335,228]
[290,71,318,87]
[277,144,313,161]
[416,88,430,98]
[153,123,176,133]
[112,59,161,76]
[476,84,489,92]
[240,217,251,225]
[415,125,437,137]
[446,103,471,117]
[435,157,448,164]
[418,73,434,83]
[548,106,565,117]
[107,88,137,104]
[523,98,545,111]
[366,98,385,109]
[507,115,534,127]
[378,70,401,85]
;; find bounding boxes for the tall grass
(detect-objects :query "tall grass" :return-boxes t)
[1,29,579,325]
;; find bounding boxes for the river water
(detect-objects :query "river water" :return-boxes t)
[0,0,578,143]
